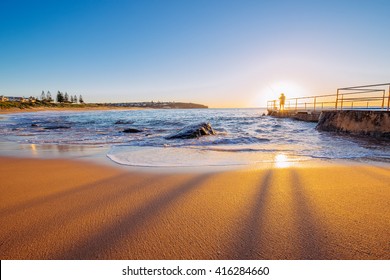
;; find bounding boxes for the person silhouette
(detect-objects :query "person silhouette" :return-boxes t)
[279,93,286,111]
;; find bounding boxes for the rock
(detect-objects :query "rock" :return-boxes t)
[44,126,71,130]
[316,110,390,138]
[123,128,143,133]
[115,120,134,125]
[166,122,215,139]
[31,123,39,127]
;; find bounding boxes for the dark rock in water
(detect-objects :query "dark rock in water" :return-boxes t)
[166,122,215,139]
[44,126,71,130]
[123,128,143,133]
[115,120,134,125]
[31,123,39,127]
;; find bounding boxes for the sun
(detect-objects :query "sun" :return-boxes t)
[253,80,308,107]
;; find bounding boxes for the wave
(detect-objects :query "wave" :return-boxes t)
[1,109,390,165]
[106,145,305,167]
[210,137,270,145]
[196,147,288,153]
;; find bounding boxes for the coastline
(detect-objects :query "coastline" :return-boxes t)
[0,106,144,115]
[0,155,389,260]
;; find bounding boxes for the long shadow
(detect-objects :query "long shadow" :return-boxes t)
[227,170,273,259]
[55,174,213,259]
[290,170,330,259]
[0,173,164,258]
[0,173,129,218]
[353,166,390,184]
[372,165,390,173]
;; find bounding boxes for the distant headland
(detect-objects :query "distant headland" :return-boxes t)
[0,93,208,112]
[105,101,208,109]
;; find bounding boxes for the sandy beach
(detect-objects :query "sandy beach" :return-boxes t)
[0,156,389,260]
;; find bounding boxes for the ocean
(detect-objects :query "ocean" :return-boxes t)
[0,108,389,167]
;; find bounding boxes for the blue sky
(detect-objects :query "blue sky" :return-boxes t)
[1,0,389,107]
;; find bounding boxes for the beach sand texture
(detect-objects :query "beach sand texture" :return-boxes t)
[0,157,389,259]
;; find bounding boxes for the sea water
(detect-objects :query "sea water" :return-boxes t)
[0,108,389,167]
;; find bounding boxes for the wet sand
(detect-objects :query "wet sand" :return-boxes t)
[0,156,389,259]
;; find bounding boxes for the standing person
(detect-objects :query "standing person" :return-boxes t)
[279,93,286,111]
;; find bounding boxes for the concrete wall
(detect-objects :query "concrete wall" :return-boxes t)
[316,111,390,138]
[267,110,320,122]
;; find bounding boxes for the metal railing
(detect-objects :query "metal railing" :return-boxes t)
[336,83,390,110]
[267,83,390,112]
[267,94,337,112]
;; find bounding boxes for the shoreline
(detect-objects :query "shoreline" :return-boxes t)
[0,105,144,115]
[1,139,389,172]
[0,155,389,259]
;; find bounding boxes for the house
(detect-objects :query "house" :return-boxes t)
[7,96,23,102]
[28,96,37,103]
[5,96,30,102]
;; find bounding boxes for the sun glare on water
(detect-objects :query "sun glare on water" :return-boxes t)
[30,144,38,156]
[274,153,292,168]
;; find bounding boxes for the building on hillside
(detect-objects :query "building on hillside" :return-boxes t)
[0,95,9,102]
[28,96,37,103]
[0,96,36,103]
[7,96,23,102]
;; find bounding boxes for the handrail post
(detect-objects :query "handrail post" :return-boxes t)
[340,94,343,110]
[388,85,390,111]
[382,90,385,109]
[313,97,316,112]
[295,98,297,112]
[335,89,339,110]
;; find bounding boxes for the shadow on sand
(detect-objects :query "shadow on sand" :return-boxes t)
[225,169,331,259]
[54,174,213,259]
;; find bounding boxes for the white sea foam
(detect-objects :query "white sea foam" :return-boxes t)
[107,146,250,167]
[106,146,310,167]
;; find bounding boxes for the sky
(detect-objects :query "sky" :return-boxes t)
[1,0,389,108]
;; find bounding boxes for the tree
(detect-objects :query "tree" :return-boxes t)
[56,91,64,103]
[41,90,46,101]
[74,95,78,103]
[79,95,84,103]
[47,91,52,102]
[70,95,74,103]
[64,92,69,103]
